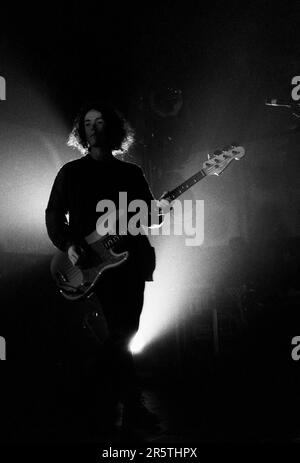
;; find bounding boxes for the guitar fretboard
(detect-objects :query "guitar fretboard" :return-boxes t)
[102,168,208,249]
[100,145,243,248]
[165,169,206,202]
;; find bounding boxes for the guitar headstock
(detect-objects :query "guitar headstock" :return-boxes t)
[203,144,245,176]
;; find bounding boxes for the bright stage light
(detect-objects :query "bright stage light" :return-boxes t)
[129,333,145,354]
[132,234,201,353]
[0,55,72,254]
[0,128,72,254]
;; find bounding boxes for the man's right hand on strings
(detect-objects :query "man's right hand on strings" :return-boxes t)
[67,244,86,266]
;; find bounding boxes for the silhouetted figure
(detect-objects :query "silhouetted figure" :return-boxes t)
[45,102,170,437]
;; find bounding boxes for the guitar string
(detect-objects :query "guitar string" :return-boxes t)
[169,149,239,198]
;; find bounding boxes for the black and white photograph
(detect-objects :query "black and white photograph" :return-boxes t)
[0,1,300,458]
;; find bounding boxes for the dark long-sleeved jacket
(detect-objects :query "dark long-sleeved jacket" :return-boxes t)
[45,154,161,280]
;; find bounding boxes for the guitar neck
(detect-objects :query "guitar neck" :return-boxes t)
[101,170,206,250]
[163,168,207,202]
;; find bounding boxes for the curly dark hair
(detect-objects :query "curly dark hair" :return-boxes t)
[67,101,135,156]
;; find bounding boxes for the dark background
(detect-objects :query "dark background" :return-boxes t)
[2,2,300,138]
[0,0,300,445]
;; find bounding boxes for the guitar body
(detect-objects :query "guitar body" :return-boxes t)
[51,231,129,301]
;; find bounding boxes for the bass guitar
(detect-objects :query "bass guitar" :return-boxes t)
[51,144,245,301]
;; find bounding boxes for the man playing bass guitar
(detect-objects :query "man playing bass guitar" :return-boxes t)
[45,101,170,434]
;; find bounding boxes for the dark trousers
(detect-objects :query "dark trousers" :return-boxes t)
[63,257,145,410]
[94,258,145,402]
